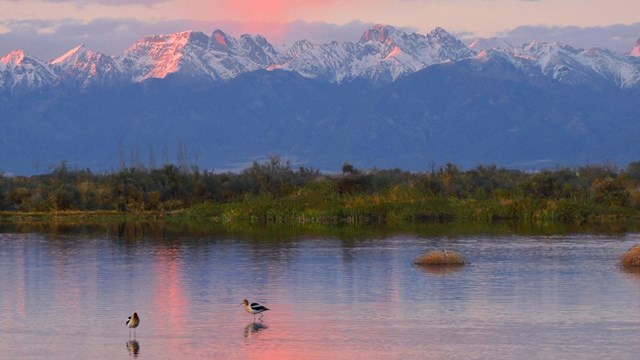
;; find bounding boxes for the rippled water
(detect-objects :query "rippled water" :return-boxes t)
[1,228,640,359]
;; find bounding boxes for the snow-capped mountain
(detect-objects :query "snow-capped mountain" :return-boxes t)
[0,49,57,91]
[1,24,639,92]
[494,41,640,88]
[2,25,640,175]
[468,37,514,51]
[274,25,473,82]
[120,30,284,81]
[50,44,125,87]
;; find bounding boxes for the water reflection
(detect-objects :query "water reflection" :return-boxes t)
[2,219,638,242]
[243,322,269,337]
[126,340,140,357]
[413,264,465,276]
[1,229,640,359]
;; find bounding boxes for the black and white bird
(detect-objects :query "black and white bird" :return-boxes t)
[126,312,140,337]
[241,299,270,321]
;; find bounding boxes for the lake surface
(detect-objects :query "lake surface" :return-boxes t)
[1,225,640,359]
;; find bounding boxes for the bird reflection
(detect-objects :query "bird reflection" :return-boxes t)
[126,340,140,357]
[244,322,269,337]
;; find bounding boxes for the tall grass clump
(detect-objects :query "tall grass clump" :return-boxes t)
[413,250,468,267]
[620,245,640,270]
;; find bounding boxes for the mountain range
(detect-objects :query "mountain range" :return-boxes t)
[1,25,639,175]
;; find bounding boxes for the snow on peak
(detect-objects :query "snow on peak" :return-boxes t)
[0,49,58,91]
[212,30,231,48]
[288,39,317,53]
[468,37,513,51]
[3,25,640,91]
[630,38,640,57]
[123,30,211,80]
[1,49,27,65]
[126,30,205,53]
[51,44,87,65]
[428,27,451,38]
[360,24,397,43]
[522,40,579,54]
[48,43,125,87]
[165,30,196,45]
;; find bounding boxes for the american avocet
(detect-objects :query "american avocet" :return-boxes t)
[241,299,270,321]
[126,312,140,337]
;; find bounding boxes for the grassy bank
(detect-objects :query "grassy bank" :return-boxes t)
[1,158,640,228]
[175,190,639,226]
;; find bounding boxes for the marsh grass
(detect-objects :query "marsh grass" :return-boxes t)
[620,245,640,270]
[413,250,468,267]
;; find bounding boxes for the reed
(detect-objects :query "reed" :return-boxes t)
[620,245,640,269]
[413,250,468,267]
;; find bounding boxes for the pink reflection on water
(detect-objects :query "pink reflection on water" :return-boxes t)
[236,301,396,360]
[15,235,27,317]
[152,245,190,351]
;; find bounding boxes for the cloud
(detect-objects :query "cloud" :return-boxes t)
[4,0,168,6]
[0,18,382,59]
[181,0,371,42]
[4,16,636,61]
[0,18,191,59]
[211,20,383,45]
[497,23,640,53]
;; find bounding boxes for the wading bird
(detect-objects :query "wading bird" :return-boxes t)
[241,299,270,321]
[126,312,140,337]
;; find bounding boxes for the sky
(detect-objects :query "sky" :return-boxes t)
[1,0,639,59]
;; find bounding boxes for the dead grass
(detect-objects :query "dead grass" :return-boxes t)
[413,250,468,267]
[620,245,640,270]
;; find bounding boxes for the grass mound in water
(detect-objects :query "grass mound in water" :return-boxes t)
[620,245,640,270]
[413,250,467,267]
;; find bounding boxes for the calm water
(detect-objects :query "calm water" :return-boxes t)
[1,226,640,359]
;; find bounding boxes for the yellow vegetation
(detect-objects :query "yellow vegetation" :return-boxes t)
[620,245,640,269]
[413,250,468,267]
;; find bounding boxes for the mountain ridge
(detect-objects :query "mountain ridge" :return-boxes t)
[1,25,640,175]
[1,25,639,92]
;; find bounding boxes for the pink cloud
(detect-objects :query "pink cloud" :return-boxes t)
[184,0,364,43]
[4,0,168,5]
[216,0,335,22]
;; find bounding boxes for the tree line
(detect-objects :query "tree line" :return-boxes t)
[1,158,639,224]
